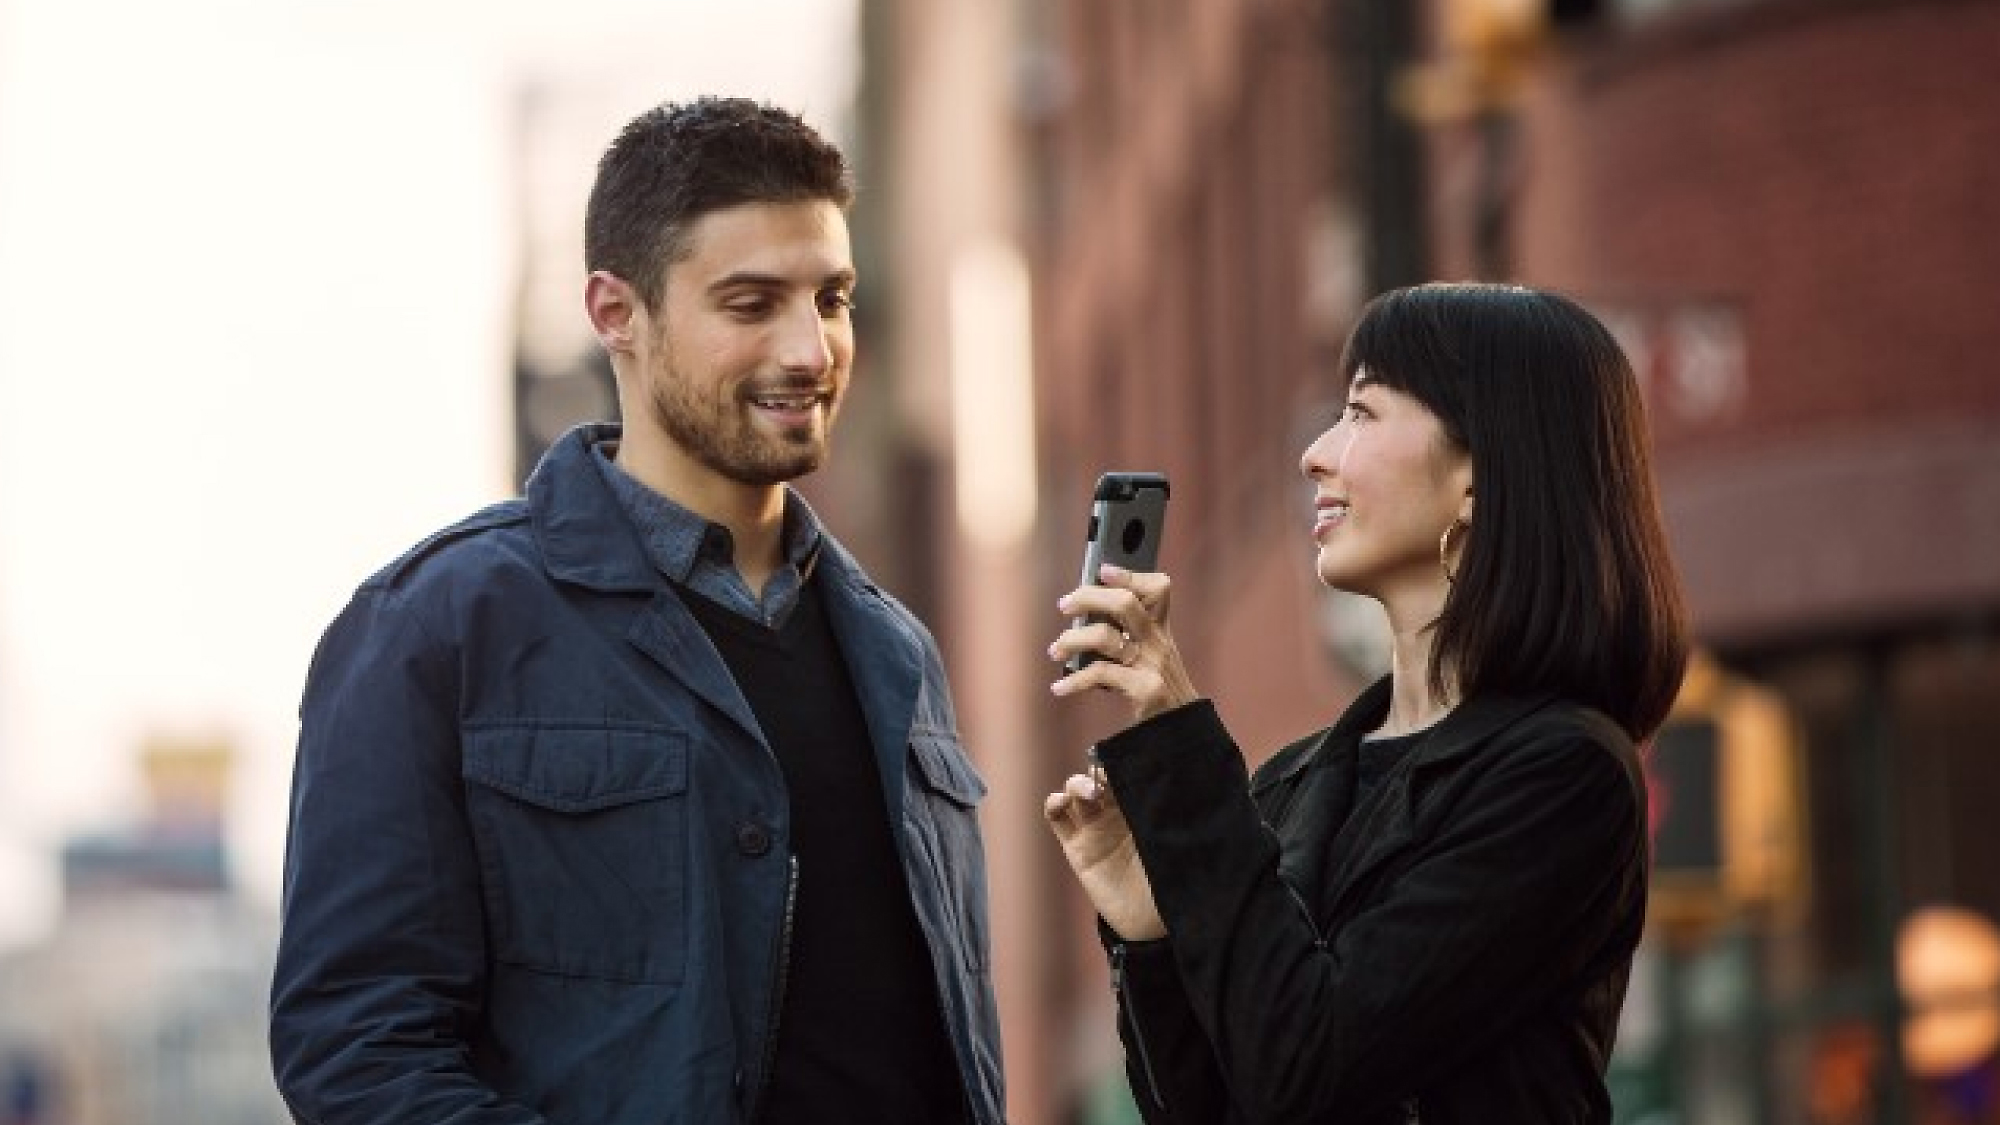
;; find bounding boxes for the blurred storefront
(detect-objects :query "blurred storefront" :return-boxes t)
[0,740,285,1125]
[858,0,2000,1123]
[1423,1,2000,1122]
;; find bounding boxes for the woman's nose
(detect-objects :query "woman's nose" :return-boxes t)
[1299,426,1340,479]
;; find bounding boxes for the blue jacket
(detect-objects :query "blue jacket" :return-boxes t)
[270,425,1005,1125]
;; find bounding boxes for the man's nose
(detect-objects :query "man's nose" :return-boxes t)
[776,301,833,375]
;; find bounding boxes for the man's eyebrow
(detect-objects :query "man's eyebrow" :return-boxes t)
[707,267,857,293]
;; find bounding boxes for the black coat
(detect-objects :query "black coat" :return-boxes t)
[1096,676,1649,1125]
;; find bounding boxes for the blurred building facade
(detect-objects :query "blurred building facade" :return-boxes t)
[857,0,2000,1123]
[1463,3,2000,1123]
[0,741,284,1125]
[856,1,1377,1122]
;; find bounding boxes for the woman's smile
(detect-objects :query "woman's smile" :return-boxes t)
[1311,495,1350,541]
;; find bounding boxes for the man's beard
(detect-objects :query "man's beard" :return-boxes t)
[646,358,834,487]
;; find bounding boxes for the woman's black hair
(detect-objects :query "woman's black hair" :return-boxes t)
[1340,282,1690,741]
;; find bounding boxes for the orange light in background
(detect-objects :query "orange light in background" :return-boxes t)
[1899,906,2000,1078]
[1395,0,1549,125]
[1440,0,1545,67]
[138,737,235,836]
[1648,650,1808,947]
[1808,1022,1881,1125]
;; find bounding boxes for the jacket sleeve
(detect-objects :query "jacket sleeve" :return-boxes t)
[1096,699,1646,1124]
[1104,930,1232,1125]
[269,586,547,1125]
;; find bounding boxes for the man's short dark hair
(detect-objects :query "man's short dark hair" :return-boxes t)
[585,96,854,312]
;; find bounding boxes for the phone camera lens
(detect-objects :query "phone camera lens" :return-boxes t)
[1121,517,1146,554]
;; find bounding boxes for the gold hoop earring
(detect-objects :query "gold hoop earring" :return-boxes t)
[1439,519,1469,586]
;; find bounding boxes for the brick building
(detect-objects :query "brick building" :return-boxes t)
[858,0,2000,1121]
[1453,3,2000,1121]
[855,2,1378,1121]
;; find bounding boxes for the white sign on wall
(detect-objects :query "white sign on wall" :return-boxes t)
[1591,297,1747,427]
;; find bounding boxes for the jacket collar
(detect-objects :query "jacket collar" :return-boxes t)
[1304,675,1562,927]
[1324,674,1558,771]
[523,424,925,820]
[526,423,659,594]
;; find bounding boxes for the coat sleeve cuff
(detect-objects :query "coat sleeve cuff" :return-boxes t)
[1091,699,1231,776]
[1092,699,1248,813]
[1089,700,1271,955]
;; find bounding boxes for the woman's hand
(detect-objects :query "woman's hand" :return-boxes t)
[1043,768,1166,941]
[1047,565,1200,724]
[1043,563,1193,940]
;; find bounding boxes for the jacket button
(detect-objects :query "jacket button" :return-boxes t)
[736,821,773,857]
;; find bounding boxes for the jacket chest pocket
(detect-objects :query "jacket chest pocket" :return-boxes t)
[462,722,690,985]
[905,731,991,971]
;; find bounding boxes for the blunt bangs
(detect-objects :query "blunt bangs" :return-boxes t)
[1339,282,1690,742]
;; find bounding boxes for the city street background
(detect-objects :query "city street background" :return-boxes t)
[2,1,1997,1123]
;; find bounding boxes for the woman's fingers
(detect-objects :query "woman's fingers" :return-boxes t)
[1051,569,1172,660]
[1043,769,1120,827]
[1049,653,1151,700]
[1044,771,1105,817]
[1096,564,1172,620]
[1049,568,1197,721]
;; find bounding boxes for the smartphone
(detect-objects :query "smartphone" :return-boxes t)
[1065,472,1171,674]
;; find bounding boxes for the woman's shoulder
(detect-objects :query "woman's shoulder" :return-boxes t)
[1511,696,1634,751]
[1463,694,1646,794]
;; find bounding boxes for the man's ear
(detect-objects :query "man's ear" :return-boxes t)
[584,271,642,355]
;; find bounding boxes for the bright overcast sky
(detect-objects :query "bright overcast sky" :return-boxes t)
[0,0,859,952]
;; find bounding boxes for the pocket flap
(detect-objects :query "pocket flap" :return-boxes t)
[463,723,688,813]
[909,731,988,808]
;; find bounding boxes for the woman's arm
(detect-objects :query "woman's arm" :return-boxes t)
[1098,700,1645,1123]
[1109,936,1234,1124]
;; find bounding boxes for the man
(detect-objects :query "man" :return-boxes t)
[270,97,1004,1125]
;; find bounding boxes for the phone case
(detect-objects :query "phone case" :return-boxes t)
[1067,472,1170,672]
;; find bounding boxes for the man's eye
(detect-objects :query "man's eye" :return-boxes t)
[726,299,772,318]
[818,290,855,315]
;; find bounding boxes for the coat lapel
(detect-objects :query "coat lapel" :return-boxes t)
[624,592,766,744]
[526,423,766,748]
[523,424,928,782]
[1311,682,1556,928]
[1265,727,1356,906]
[814,540,922,823]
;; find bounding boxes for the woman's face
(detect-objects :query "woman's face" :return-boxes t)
[1299,373,1473,606]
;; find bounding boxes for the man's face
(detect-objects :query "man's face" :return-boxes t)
[632,200,856,487]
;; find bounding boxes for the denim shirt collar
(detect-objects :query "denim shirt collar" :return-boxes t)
[586,436,824,624]
[521,423,821,622]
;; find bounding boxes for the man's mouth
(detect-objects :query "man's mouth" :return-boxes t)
[750,391,826,411]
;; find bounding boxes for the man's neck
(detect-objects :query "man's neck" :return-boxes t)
[614,436,789,597]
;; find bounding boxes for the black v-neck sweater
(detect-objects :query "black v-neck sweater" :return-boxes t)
[678,577,965,1125]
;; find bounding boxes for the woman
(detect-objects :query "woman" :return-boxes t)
[1044,282,1689,1125]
